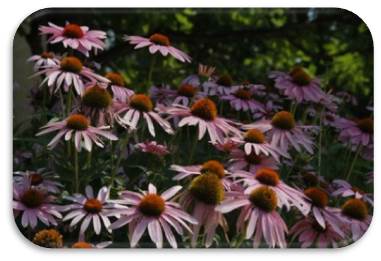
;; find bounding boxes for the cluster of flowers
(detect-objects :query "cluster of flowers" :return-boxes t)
[14,21,373,248]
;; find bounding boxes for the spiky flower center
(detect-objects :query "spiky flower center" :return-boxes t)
[33,229,63,248]
[30,173,43,186]
[244,152,262,164]
[200,160,225,179]
[129,94,153,112]
[138,194,165,217]
[63,24,84,38]
[40,51,54,59]
[72,242,93,248]
[342,198,368,221]
[301,172,319,187]
[290,66,312,86]
[190,98,217,121]
[216,74,233,87]
[149,33,170,46]
[105,72,126,87]
[304,187,329,208]
[249,186,277,212]
[20,189,44,208]
[271,111,296,130]
[255,168,280,186]
[83,198,103,214]
[244,129,266,144]
[82,85,112,109]
[60,56,83,73]
[66,114,90,130]
[189,174,224,205]
[178,84,198,98]
[234,88,252,100]
[356,118,373,134]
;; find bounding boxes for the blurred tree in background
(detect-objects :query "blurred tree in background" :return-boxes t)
[14,8,373,120]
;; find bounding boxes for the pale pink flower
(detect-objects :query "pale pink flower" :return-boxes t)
[171,160,232,189]
[124,34,191,63]
[27,51,59,71]
[335,117,373,149]
[114,94,174,137]
[39,22,106,56]
[235,168,309,215]
[290,217,345,248]
[110,184,197,248]
[203,74,236,96]
[339,198,372,241]
[104,72,135,102]
[231,128,288,162]
[216,186,288,248]
[13,169,62,194]
[62,186,127,237]
[332,179,373,206]
[228,148,278,173]
[149,84,175,106]
[136,141,169,157]
[71,241,112,249]
[162,98,241,144]
[13,185,62,229]
[212,138,240,153]
[244,111,317,154]
[269,67,326,103]
[33,56,110,96]
[221,85,265,113]
[36,113,118,152]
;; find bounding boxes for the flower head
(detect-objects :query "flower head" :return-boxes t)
[33,229,63,248]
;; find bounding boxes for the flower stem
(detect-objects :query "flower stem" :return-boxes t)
[317,108,325,184]
[346,145,362,181]
[73,145,79,193]
[146,55,157,91]
[110,132,130,188]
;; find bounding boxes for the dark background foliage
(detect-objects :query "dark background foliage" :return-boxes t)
[15,8,373,120]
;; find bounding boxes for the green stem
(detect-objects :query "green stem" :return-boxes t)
[317,108,325,184]
[146,55,157,92]
[188,131,199,164]
[74,146,79,193]
[59,90,65,118]
[110,132,131,188]
[66,88,73,116]
[346,145,362,181]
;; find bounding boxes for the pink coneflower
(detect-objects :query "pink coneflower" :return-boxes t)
[244,111,316,154]
[36,113,118,152]
[203,73,235,96]
[303,187,345,234]
[13,185,62,229]
[162,98,241,144]
[80,84,114,125]
[28,51,59,71]
[180,173,227,247]
[13,169,62,194]
[110,184,197,248]
[336,91,358,106]
[171,160,232,189]
[39,22,106,56]
[124,33,191,63]
[340,198,372,241]
[228,148,278,173]
[332,179,373,206]
[253,100,282,120]
[232,128,288,162]
[172,83,205,106]
[269,67,326,103]
[33,56,110,96]
[136,141,169,157]
[212,138,240,153]
[62,186,126,237]
[149,84,175,106]
[104,72,135,102]
[290,217,345,248]
[335,117,373,149]
[235,168,309,214]
[182,64,216,87]
[114,94,174,137]
[216,186,288,248]
[221,86,265,113]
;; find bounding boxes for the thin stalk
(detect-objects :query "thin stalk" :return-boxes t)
[346,145,362,181]
[188,131,199,164]
[110,132,131,188]
[146,55,157,91]
[74,146,79,193]
[317,108,325,184]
